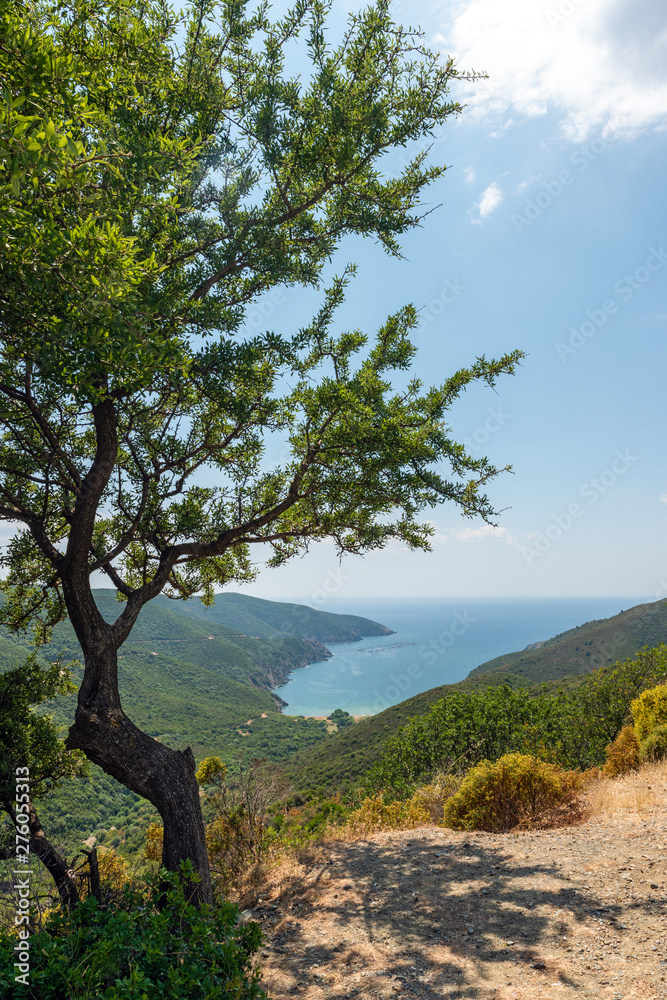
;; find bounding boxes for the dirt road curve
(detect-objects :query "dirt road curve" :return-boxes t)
[253,764,667,999]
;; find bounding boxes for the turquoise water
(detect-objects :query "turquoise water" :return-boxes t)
[273,596,651,717]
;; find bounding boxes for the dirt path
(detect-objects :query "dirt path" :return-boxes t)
[252,764,667,999]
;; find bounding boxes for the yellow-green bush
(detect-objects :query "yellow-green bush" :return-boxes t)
[442,753,581,832]
[631,683,667,741]
[409,774,460,824]
[343,773,462,835]
[603,724,640,777]
[639,723,667,763]
[343,793,431,836]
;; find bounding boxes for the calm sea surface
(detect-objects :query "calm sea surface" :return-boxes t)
[273,596,651,717]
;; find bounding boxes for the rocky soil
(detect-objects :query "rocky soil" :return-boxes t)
[250,763,667,999]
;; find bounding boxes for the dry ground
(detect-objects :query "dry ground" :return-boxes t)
[248,762,667,1000]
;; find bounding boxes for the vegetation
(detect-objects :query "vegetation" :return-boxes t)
[631,682,667,740]
[329,708,355,729]
[365,646,667,798]
[469,599,667,683]
[639,723,667,763]
[0,866,265,999]
[0,654,88,905]
[603,725,640,778]
[1,0,521,900]
[442,753,582,832]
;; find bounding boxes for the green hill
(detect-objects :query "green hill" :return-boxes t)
[43,590,391,693]
[467,599,667,683]
[24,591,391,853]
[155,590,394,642]
[278,671,533,797]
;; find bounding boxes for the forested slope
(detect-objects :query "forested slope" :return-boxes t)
[16,592,391,854]
[468,599,667,683]
[281,599,667,796]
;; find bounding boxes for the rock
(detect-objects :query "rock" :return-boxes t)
[467,925,475,934]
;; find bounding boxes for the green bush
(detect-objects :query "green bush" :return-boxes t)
[639,723,667,763]
[631,683,667,740]
[329,708,355,729]
[367,646,667,798]
[443,753,580,832]
[0,864,266,1000]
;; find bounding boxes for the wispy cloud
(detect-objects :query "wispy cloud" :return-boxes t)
[516,174,542,194]
[463,166,477,184]
[449,524,522,549]
[660,494,667,504]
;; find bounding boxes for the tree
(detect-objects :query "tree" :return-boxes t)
[329,708,355,729]
[0,0,523,902]
[0,655,87,908]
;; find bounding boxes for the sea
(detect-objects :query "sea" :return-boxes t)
[272,596,653,717]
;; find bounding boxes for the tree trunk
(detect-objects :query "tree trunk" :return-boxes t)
[65,643,212,905]
[82,847,101,903]
[4,800,79,909]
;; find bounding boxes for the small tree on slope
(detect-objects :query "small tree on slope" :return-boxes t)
[0,0,523,902]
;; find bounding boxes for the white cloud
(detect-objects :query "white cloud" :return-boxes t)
[463,166,477,184]
[471,181,503,223]
[660,494,667,504]
[516,174,542,194]
[436,0,667,139]
[478,182,503,217]
[449,524,521,549]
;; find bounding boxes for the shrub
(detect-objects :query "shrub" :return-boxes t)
[639,723,667,763]
[366,646,667,798]
[631,683,667,740]
[203,758,288,897]
[343,792,431,835]
[603,725,640,777]
[329,708,355,729]
[144,821,164,862]
[443,753,581,832]
[95,847,132,901]
[408,774,460,824]
[0,864,266,999]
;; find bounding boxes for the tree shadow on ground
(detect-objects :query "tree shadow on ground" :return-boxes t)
[254,829,652,998]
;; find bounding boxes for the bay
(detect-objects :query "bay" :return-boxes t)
[272,595,651,717]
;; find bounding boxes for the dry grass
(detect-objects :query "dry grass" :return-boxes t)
[585,757,667,818]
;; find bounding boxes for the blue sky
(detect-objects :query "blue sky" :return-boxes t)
[242,0,667,602]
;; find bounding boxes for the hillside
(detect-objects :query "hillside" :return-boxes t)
[280,598,667,797]
[26,591,392,852]
[162,591,394,643]
[467,598,667,683]
[278,671,536,797]
[45,590,391,691]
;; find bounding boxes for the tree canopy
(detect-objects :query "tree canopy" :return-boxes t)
[0,0,523,898]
